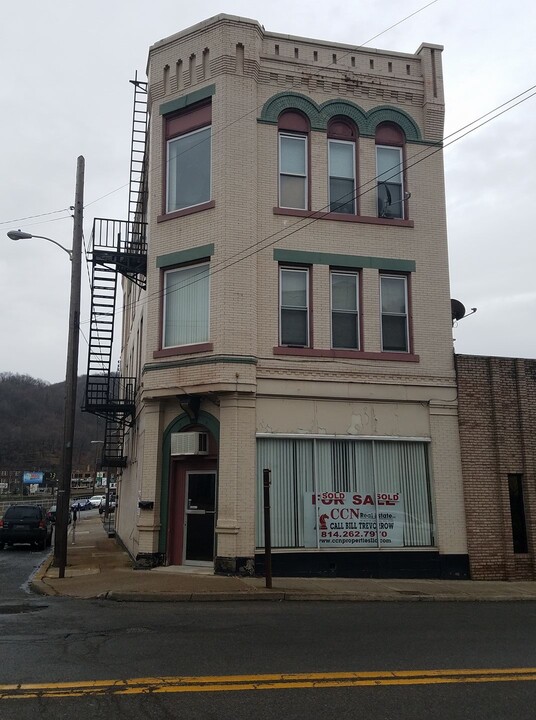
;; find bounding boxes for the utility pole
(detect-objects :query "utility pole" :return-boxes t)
[53,156,84,578]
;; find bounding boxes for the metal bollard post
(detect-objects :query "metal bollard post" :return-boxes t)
[263,469,272,589]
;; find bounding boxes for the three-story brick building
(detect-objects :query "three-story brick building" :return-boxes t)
[113,14,468,578]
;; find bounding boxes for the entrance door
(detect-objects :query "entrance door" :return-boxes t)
[184,472,216,564]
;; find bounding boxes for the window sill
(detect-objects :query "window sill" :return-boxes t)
[273,346,419,362]
[158,200,215,223]
[153,343,213,359]
[273,207,414,228]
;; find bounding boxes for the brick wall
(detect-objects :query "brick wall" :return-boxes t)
[456,354,536,580]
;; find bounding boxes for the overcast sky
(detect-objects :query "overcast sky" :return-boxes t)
[1,0,535,384]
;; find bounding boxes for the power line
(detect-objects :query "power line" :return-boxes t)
[82,83,536,328]
[0,207,72,226]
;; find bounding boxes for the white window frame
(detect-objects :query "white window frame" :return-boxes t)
[279,133,308,210]
[166,125,212,213]
[279,267,310,347]
[376,145,404,219]
[330,271,360,349]
[380,274,409,353]
[328,139,356,214]
[162,261,210,349]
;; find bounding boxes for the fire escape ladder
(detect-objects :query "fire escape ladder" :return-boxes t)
[128,73,149,270]
[86,264,117,379]
[103,414,130,469]
[83,74,149,468]
[83,219,144,465]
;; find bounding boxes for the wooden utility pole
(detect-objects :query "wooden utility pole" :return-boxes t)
[53,156,84,578]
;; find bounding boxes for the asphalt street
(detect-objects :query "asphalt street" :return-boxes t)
[1,545,536,719]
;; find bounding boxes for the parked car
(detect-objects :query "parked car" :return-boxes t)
[0,504,53,550]
[71,498,93,512]
[89,495,106,508]
[46,505,72,524]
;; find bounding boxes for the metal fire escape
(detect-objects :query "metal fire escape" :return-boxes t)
[83,75,148,467]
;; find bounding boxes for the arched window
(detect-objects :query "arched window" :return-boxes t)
[375,122,405,219]
[278,111,309,210]
[328,118,358,215]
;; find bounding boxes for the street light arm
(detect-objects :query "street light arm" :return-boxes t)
[7,229,73,260]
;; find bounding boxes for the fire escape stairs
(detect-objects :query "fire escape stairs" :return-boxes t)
[83,75,148,468]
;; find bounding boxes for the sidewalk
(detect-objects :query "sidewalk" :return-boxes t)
[31,514,536,602]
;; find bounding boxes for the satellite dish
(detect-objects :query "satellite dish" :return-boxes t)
[451,299,466,322]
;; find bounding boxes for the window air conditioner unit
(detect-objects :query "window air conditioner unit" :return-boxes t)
[170,432,209,456]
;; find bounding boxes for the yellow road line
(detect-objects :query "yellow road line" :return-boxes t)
[1,668,536,700]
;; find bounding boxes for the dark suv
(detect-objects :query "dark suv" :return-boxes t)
[0,504,53,551]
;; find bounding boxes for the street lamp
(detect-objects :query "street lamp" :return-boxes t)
[8,156,84,579]
[7,230,73,260]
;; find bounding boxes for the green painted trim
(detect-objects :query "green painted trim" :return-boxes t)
[361,133,440,146]
[259,91,325,130]
[365,105,421,139]
[145,354,258,374]
[258,92,423,142]
[156,243,214,269]
[159,84,216,116]
[318,99,368,131]
[274,249,415,272]
[159,410,221,555]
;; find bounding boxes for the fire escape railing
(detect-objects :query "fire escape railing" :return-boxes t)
[83,75,148,468]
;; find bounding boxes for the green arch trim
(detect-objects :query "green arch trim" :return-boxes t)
[259,91,324,130]
[158,410,220,555]
[318,99,368,130]
[365,105,421,140]
[258,92,422,141]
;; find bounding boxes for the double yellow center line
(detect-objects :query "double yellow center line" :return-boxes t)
[1,667,535,699]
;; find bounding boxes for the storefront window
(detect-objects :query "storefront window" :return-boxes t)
[256,438,434,549]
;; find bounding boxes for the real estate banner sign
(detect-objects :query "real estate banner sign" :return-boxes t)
[304,491,405,548]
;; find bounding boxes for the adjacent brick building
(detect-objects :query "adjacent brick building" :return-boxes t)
[456,355,536,580]
[112,14,469,578]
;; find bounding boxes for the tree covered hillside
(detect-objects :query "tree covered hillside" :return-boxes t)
[0,372,104,472]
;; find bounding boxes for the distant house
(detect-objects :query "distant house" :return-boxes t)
[84,15,469,578]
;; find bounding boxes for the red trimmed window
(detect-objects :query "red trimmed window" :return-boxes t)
[165,101,212,213]
[331,270,360,349]
[278,111,309,210]
[328,118,358,215]
[280,266,310,347]
[376,122,406,219]
[380,273,409,352]
[162,261,210,348]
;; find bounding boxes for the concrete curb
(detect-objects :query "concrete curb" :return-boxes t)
[104,591,286,602]
[95,590,536,603]
[28,554,56,597]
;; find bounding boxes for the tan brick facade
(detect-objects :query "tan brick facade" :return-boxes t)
[115,14,468,578]
[456,355,536,580]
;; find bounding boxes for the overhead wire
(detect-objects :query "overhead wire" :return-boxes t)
[0,207,72,226]
[79,83,536,328]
